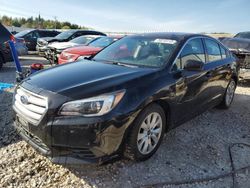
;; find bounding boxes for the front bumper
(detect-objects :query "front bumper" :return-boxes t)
[45,48,62,64]
[231,52,250,80]
[13,111,134,165]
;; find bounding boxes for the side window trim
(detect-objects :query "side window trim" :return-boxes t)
[170,37,205,72]
[201,38,208,64]
[203,38,223,63]
[219,45,229,60]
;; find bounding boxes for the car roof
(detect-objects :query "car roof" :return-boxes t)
[237,31,250,34]
[106,35,124,39]
[130,32,209,41]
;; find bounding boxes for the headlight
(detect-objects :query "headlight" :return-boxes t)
[60,52,78,62]
[58,90,125,116]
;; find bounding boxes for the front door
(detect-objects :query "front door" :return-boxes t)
[171,38,211,124]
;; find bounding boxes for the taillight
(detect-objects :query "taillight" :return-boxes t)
[10,35,16,43]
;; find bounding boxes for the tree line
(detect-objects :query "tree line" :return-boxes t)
[0,15,88,30]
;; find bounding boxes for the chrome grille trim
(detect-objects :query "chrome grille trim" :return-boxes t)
[13,87,48,125]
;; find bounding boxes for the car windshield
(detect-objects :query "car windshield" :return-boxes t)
[93,36,178,68]
[88,37,116,48]
[55,30,75,40]
[14,30,32,38]
[70,36,97,44]
[234,32,250,39]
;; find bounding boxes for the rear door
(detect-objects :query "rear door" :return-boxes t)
[171,38,211,124]
[203,38,231,99]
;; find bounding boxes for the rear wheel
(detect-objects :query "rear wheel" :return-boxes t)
[124,103,166,161]
[219,79,236,109]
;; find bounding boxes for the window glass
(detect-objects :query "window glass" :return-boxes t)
[93,36,179,68]
[25,32,35,39]
[220,46,227,59]
[89,37,115,48]
[55,30,75,40]
[33,31,39,38]
[172,38,205,71]
[70,36,98,44]
[14,30,32,38]
[204,39,221,62]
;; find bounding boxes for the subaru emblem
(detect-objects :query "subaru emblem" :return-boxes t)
[20,95,29,105]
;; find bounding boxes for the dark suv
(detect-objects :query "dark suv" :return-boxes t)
[0,23,13,70]
[15,29,60,51]
[13,33,239,164]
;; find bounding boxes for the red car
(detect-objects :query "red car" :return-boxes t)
[58,36,122,64]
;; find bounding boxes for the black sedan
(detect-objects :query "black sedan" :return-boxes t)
[12,33,239,164]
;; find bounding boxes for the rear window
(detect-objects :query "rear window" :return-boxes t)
[204,39,221,62]
[14,30,32,38]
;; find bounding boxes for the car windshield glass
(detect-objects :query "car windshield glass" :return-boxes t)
[234,32,250,39]
[55,30,75,40]
[93,36,178,68]
[15,30,32,38]
[88,37,115,48]
[70,36,97,44]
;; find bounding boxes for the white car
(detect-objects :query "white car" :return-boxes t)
[45,35,102,63]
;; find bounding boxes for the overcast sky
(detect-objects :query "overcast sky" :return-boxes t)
[0,0,249,33]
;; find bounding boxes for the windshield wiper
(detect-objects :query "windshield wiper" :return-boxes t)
[93,59,138,68]
[111,62,138,68]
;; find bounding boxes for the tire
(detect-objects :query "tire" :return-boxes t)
[218,79,236,109]
[124,103,166,161]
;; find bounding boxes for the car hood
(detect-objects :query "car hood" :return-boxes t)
[48,42,79,50]
[64,46,102,55]
[39,37,55,41]
[222,37,250,53]
[23,60,156,99]
[39,37,66,43]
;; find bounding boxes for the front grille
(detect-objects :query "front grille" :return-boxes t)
[13,87,48,125]
[20,125,50,152]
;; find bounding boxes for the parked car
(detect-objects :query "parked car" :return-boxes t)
[45,35,102,64]
[0,23,14,70]
[12,33,239,164]
[221,31,250,79]
[15,29,60,51]
[37,30,106,56]
[14,37,28,56]
[58,35,122,64]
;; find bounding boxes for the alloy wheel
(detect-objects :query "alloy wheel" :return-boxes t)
[137,112,163,155]
[225,80,236,106]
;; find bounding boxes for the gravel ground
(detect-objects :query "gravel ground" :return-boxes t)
[0,56,250,188]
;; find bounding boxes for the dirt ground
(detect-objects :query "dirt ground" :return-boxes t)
[0,56,250,188]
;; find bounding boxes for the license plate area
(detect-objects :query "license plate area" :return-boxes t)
[16,115,29,132]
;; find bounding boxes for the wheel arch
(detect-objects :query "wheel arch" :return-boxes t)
[153,99,172,132]
[231,73,238,85]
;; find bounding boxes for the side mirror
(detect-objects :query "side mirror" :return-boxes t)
[184,60,204,71]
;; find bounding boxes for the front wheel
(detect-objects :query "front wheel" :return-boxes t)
[124,103,166,161]
[219,79,236,109]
